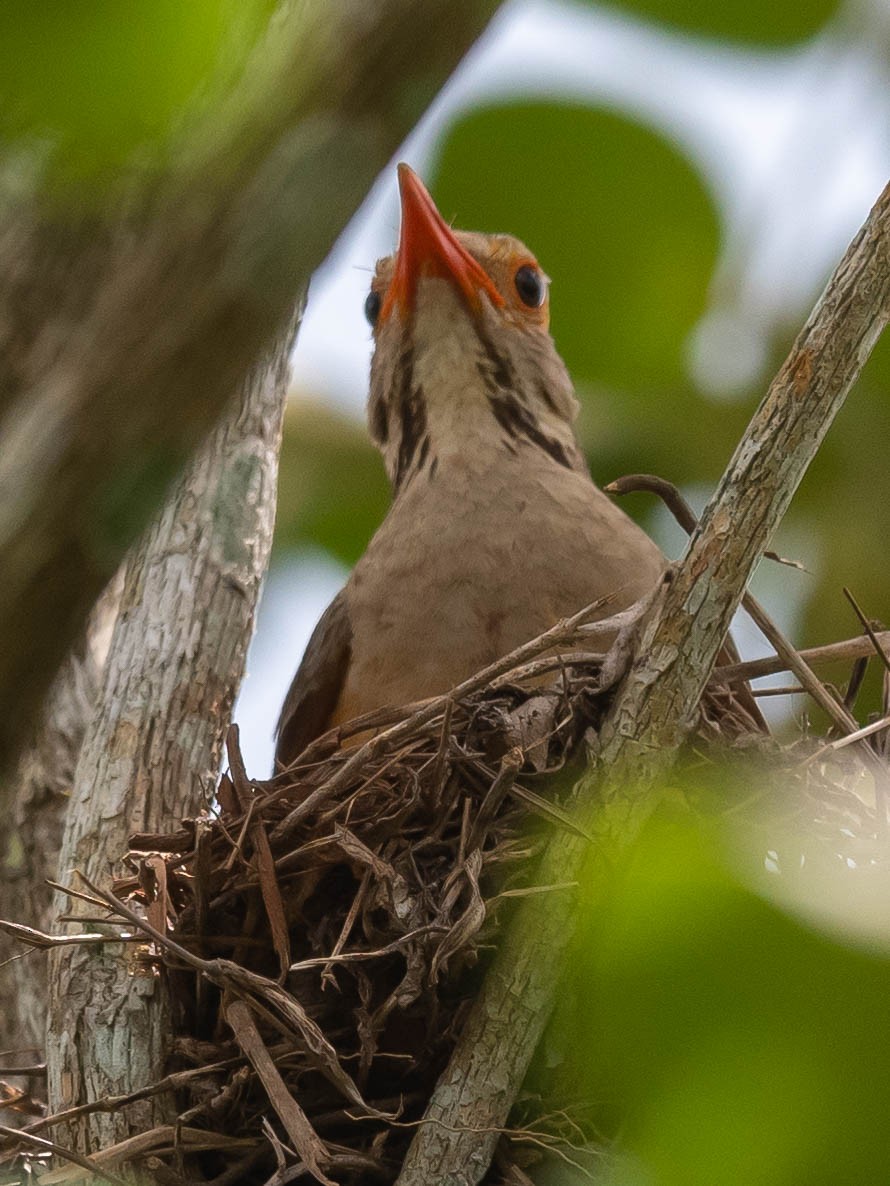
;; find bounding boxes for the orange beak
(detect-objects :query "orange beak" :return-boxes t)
[380,164,504,323]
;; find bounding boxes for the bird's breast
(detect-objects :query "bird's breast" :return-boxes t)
[334,451,663,723]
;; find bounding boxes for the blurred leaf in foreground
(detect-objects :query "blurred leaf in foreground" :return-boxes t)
[592,0,837,46]
[0,0,273,183]
[275,397,389,567]
[551,804,890,1185]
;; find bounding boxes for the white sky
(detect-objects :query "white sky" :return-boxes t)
[236,0,890,774]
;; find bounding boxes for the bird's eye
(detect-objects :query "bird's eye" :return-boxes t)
[365,289,382,326]
[514,265,546,308]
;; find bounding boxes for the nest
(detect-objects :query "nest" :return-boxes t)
[124,623,642,1185]
[2,601,888,1186]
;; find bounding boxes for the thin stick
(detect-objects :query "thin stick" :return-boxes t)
[609,473,861,739]
[17,1060,240,1138]
[715,631,890,683]
[740,592,860,736]
[843,587,890,672]
[803,713,890,764]
[490,651,604,687]
[270,595,633,844]
[0,1125,129,1186]
[225,998,333,1186]
[0,919,136,949]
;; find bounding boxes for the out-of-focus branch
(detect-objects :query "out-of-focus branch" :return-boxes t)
[395,182,890,1185]
[0,0,503,777]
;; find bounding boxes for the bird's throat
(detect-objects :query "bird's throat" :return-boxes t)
[371,282,580,493]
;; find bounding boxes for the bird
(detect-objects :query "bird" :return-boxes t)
[275,164,750,769]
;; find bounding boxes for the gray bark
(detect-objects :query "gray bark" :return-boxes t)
[0,0,502,778]
[395,181,890,1185]
[46,318,295,1154]
[0,584,117,1058]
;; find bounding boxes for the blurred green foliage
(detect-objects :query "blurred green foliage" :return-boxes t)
[0,0,272,183]
[276,401,390,567]
[434,104,720,397]
[546,810,890,1185]
[603,0,837,44]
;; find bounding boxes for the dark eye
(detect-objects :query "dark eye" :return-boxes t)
[514,265,546,308]
[364,289,382,326]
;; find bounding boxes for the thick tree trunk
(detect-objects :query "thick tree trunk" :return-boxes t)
[0,584,117,1059]
[0,0,502,778]
[46,318,295,1153]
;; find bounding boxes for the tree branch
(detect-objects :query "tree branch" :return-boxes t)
[44,314,295,1153]
[0,614,100,1059]
[714,631,890,683]
[0,0,502,776]
[395,182,890,1185]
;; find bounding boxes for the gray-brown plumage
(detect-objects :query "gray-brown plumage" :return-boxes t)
[275,165,674,768]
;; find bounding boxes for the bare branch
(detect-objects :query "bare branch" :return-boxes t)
[0,1125,129,1186]
[715,630,890,682]
[226,999,334,1186]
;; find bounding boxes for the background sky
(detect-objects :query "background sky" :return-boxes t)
[236,0,890,774]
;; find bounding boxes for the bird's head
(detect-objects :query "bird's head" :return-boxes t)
[366,164,581,490]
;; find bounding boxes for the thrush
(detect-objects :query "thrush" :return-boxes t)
[276,165,743,768]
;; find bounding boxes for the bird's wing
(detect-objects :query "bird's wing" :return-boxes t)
[274,588,352,770]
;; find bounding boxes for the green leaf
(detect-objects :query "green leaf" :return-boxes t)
[559,817,890,1185]
[432,102,749,498]
[274,399,390,567]
[588,0,837,46]
[0,0,273,183]
[433,103,719,398]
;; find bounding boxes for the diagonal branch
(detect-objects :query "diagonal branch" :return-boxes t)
[395,181,890,1185]
[0,0,503,777]
[607,473,870,742]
